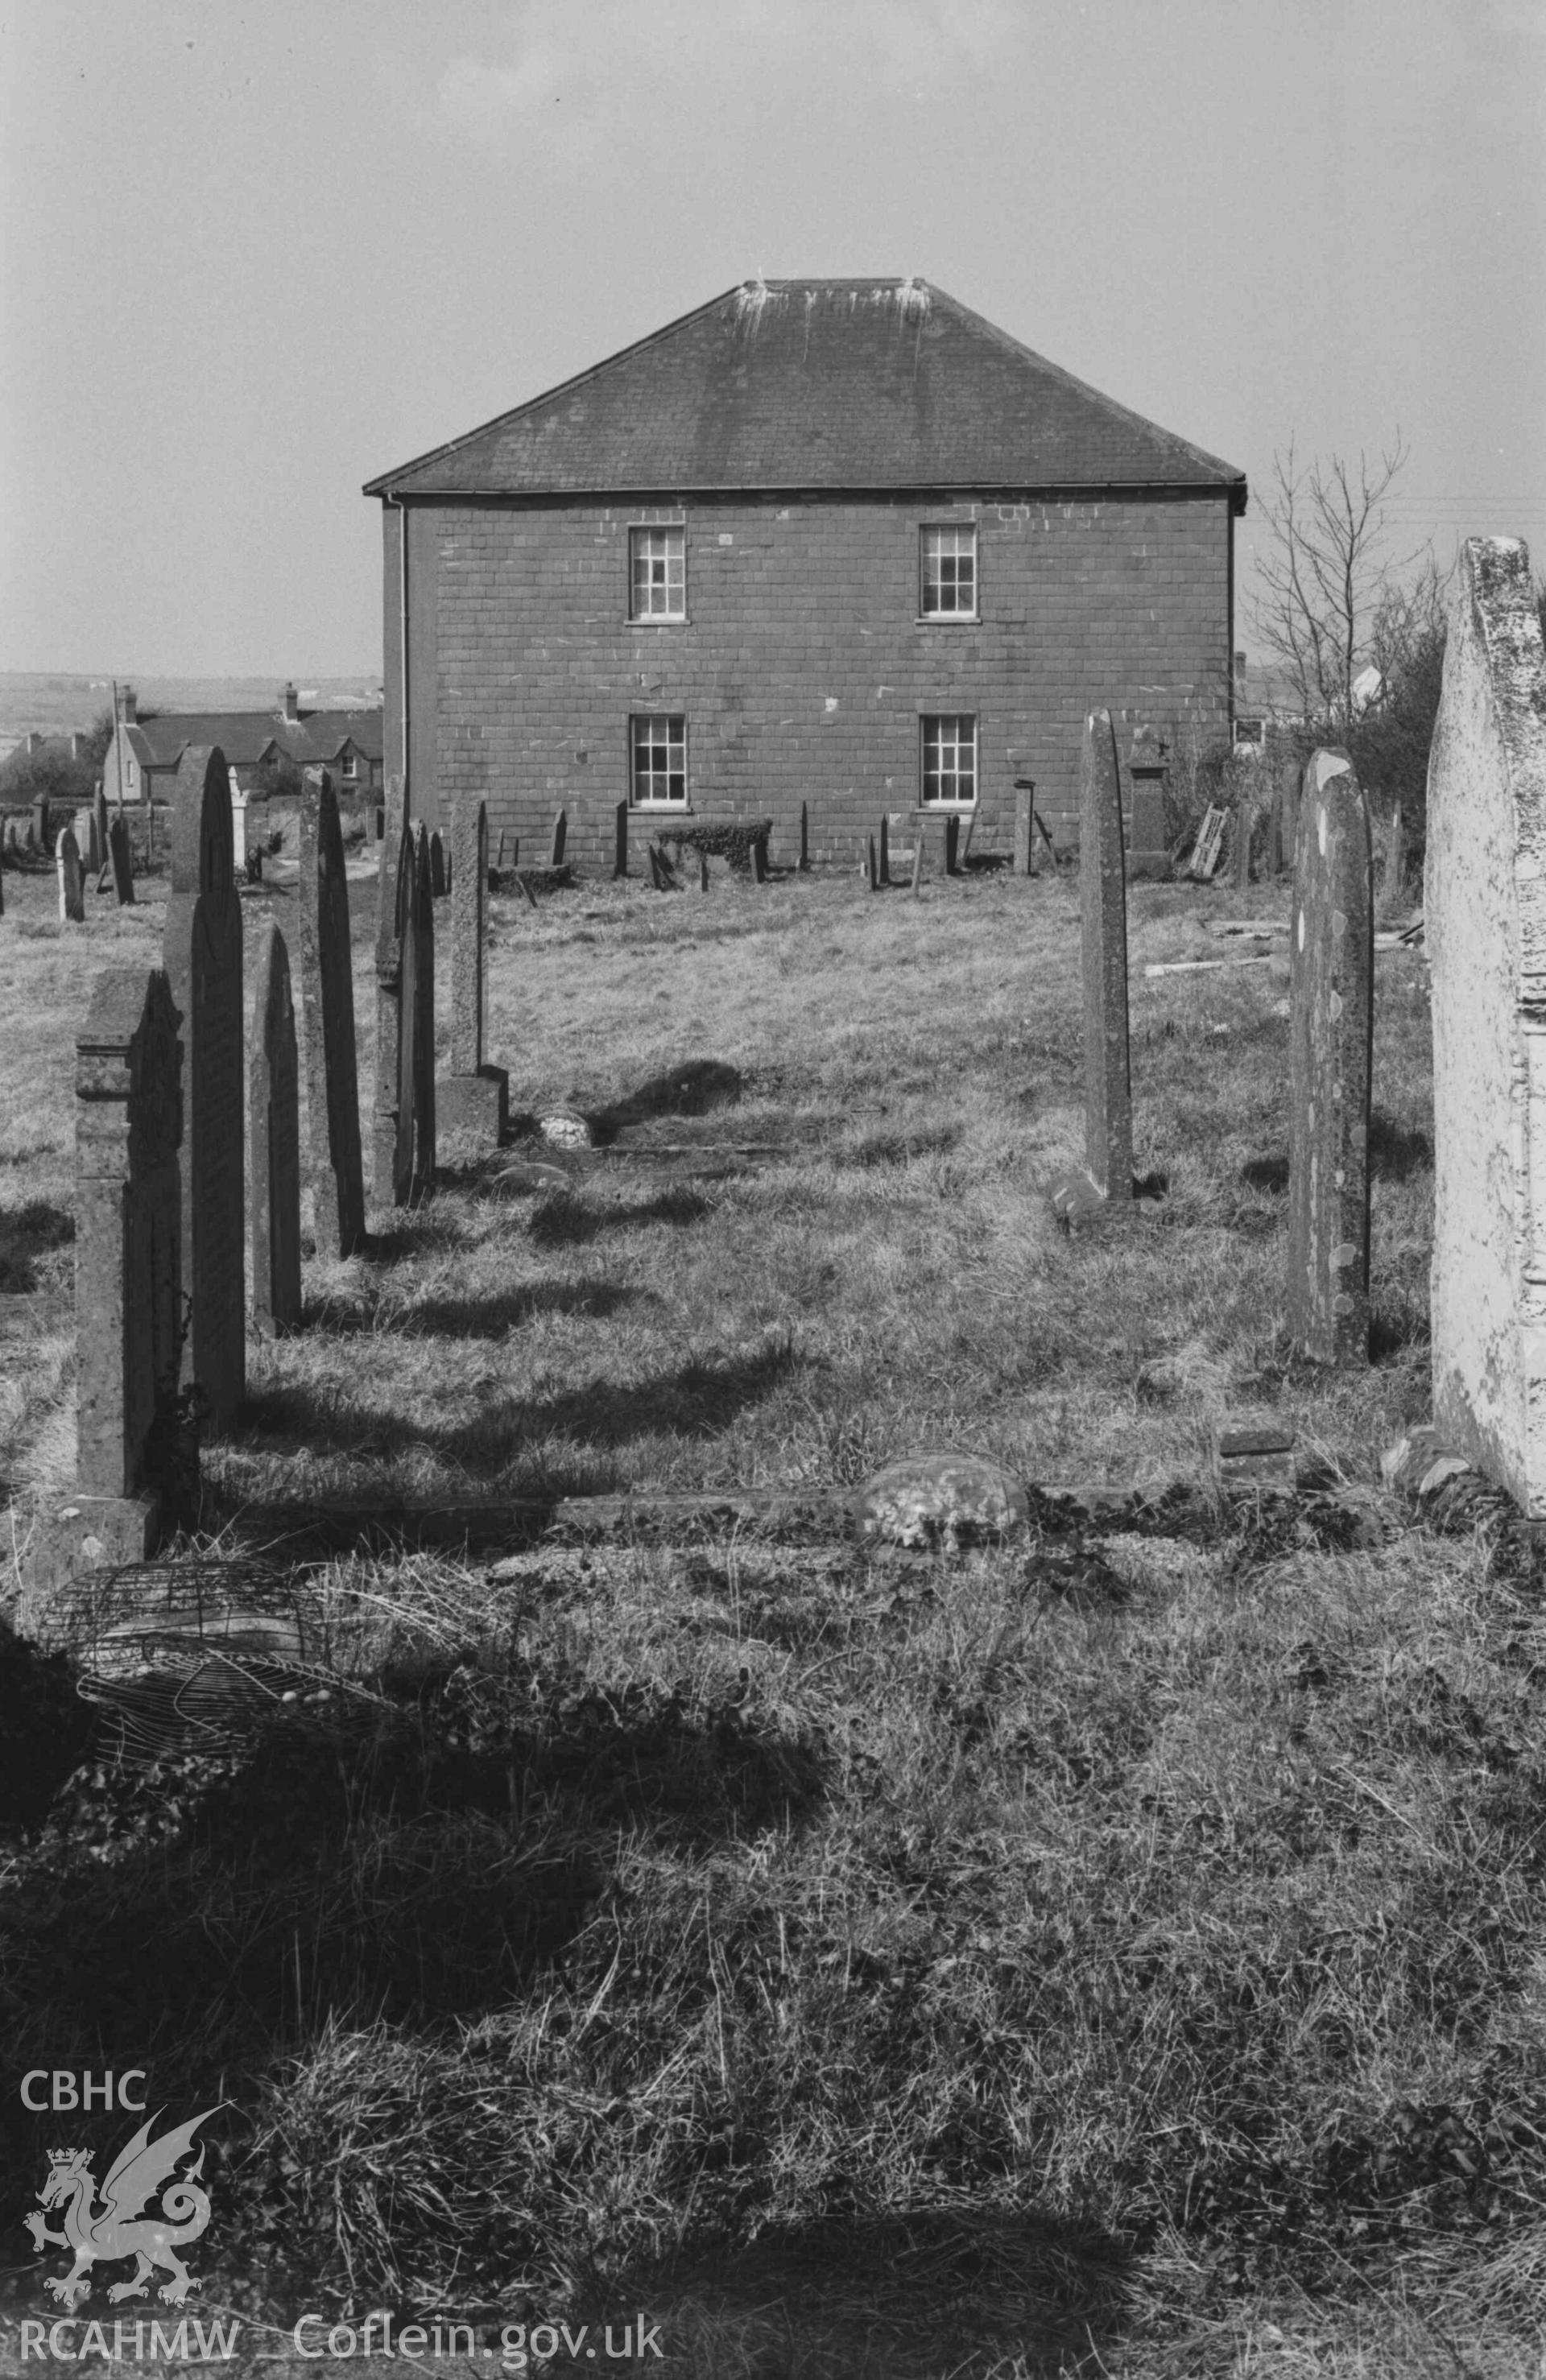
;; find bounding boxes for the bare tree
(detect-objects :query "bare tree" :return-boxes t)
[1249,435,1424,725]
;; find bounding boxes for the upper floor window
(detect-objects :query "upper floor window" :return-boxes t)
[921,714,976,807]
[630,527,685,621]
[921,525,978,618]
[631,713,688,806]
[340,750,358,779]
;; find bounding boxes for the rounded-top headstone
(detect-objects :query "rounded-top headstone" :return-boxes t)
[854,1453,1029,1552]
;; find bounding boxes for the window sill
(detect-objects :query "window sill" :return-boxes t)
[913,804,979,817]
[630,804,697,816]
[915,615,981,627]
[628,617,690,629]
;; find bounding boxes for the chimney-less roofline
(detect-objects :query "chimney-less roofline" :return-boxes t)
[369,477,1247,515]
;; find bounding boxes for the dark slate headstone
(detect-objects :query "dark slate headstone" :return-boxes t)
[398,822,436,1200]
[1288,748,1373,1365]
[372,801,411,1207]
[249,922,301,1337]
[1076,709,1132,1202]
[1013,781,1035,876]
[75,968,183,1498]
[878,816,891,886]
[56,827,84,923]
[429,830,447,899]
[944,813,960,875]
[163,746,244,1430]
[108,812,135,906]
[439,799,508,1147]
[551,807,568,867]
[298,766,366,1258]
[799,800,809,872]
[93,783,110,876]
[750,833,767,885]
[866,834,878,891]
[614,800,628,879]
[1127,726,1169,879]
[698,849,710,892]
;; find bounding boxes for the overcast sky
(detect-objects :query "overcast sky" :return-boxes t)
[2,0,1542,677]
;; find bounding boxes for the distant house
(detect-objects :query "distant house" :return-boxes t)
[99,684,385,809]
[364,276,1247,863]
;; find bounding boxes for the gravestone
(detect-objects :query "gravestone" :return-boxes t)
[93,783,110,876]
[944,814,960,875]
[32,968,183,1593]
[1053,709,1132,1213]
[551,807,567,867]
[372,783,411,1207]
[108,813,135,905]
[1232,792,1253,890]
[163,746,244,1428]
[229,766,249,870]
[866,834,878,891]
[1287,748,1373,1365]
[1427,536,1546,1510]
[1127,727,1169,879]
[399,822,436,1200]
[297,766,366,1258]
[878,816,891,886]
[698,849,710,891]
[31,799,50,855]
[750,832,767,884]
[1013,781,1035,876]
[614,800,629,879]
[1267,781,1285,878]
[438,798,508,1147]
[1380,805,1406,916]
[249,922,302,1336]
[1280,757,1301,884]
[799,801,810,872]
[56,826,84,923]
[430,830,447,899]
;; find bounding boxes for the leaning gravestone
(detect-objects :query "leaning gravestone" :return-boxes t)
[372,776,410,1207]
[1287,748,1373,1365]
[438,798,508,1147]
[398,822,436,1200]
[56,826,84,923]
[163,745,244,1429]
[108,813,135,906]
[29,969,184,1602]
[298,766,366,1258]
[1052,709,1133,1220]
[429,830,447,899]
[1427,536,1546,1510]
[249,923,302,1336]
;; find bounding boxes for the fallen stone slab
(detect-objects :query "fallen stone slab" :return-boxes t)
[1213,1419,1296,1498]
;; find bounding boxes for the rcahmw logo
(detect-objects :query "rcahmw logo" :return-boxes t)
[21,2089,225,2313]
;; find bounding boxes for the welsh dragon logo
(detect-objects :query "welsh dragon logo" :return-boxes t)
[25,2108,223,2309]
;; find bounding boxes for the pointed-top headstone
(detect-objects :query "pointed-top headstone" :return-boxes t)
[163,746,244,1428]
[250,922,302,1336]
[298,766,366,1257]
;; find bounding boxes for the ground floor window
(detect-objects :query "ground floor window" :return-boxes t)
[920,714,976,806]
[630,713,688,806]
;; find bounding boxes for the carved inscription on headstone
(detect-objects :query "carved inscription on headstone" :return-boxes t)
[298,766,366,1257]
[249,922,302,1336]
[163,746,244,1428]
[75,968,183,1498]
[1287,748,1373,1365]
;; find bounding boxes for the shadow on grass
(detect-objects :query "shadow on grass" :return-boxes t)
[1240,1152,1289,1194]
[0,1623,97,1832]
[588,1058,742,1142]
[0,1199,74,1292]
[528,1184,715,1246]
[238,1339,802,1465]
[307,1279,654,1338]
[639,2204,1129,2377]
[0,1669,830,2250]
[1370,1110,1432,1181]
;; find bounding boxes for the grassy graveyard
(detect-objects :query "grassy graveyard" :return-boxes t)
[3,837,1545,2378]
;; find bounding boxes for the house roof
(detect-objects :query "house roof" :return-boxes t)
[364,278,1248,508]
[126,707,384,771]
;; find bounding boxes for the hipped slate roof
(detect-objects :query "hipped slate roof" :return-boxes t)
[366,278,1246,507]
[126,707,384,771]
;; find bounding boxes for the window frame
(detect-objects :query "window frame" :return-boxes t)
[918,713,978,810]
[629,711,690,811]
[918,522,980,623]
[339,749,358,781]
[628,524,688,625]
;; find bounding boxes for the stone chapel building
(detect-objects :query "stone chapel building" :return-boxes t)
[364,277,1246,866]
